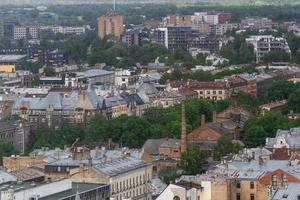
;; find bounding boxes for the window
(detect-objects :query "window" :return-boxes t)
[236,193,240,200]
[272,175,278,189]
[236,181,241,189]
[250,194,255,200]
[250,181,254,189]
[173,196,180,200]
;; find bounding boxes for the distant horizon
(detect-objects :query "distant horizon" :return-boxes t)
[0,0,299,6]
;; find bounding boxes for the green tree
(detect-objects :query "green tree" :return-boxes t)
[267,80,299,101]
[158,167,180,184]
[286,88,300,113]
[180,146,206,175]
[243,125,267,147]
[213,136,241,161]
[0,140,18,164]
[44,67,56,76]
[263,50,291,63]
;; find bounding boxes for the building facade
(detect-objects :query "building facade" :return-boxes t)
[98,12,124,39]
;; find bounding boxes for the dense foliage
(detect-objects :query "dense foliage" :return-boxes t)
[180,145,206,175]
[29,98,230,149]
[0,140,18,165]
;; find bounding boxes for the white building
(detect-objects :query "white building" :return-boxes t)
[246,35,291,63]
[156,181,204,200]
[115,69,138,87]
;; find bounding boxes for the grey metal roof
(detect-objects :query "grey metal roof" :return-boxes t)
[0,170,17,184]
[266,128,300,148]
[93,157,150,177]
[271,183,300,200]
[75,69,114,78]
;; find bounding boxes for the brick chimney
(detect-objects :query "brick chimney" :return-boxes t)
[212,111,217,123]
[201,114,206,127]
[181,102,187,153]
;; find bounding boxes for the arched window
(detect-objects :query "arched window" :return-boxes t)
[173,196,180,200]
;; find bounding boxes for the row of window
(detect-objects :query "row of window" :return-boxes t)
[112,174,150,193]
[236,193,255,200]
[236,181,254,189]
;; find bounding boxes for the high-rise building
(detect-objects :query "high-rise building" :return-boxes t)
[154,26,192,51]
[0,21,4,39]
[163,15,192,26]
[98,12,124,39]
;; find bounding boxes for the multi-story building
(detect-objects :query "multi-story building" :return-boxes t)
[0,94,19,120]
[168,80,228,100]
[193,12,219,25]
[188,34,221,53]
[98,12,124,39]
[241,17,274,30]
[163,15,192,26]
[218,12,232,23]
[12,90,111,129]
[178,159,300,200]
[121,29,142,47]
[0,120,30,153]
[71,157,152,200]
[266,127,300,160]
[0,21,4,39]
[154,26,192,51]
[13,25,40,40]
[246,35,291,63]
[115,69,138,86]
[40,25,86,35]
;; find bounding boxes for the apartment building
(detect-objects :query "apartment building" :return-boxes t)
[241,17,274,30]
[246,35,291,63]
[98,12,124,39]
[0,120,30,153]
[163,15,192,26]
[71,157,152,200]
[154,26,192,51]
[12,90,112,129]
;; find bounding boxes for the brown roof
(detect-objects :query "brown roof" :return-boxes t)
[170,80,227,90]
[187,125,221,143]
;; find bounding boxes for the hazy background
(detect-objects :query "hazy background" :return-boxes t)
[0,0,299,6]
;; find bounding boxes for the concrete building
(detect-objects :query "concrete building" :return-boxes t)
[121,29,142,47]
[13,25,40,40]
[163,15,192,26]
[154,26,192,51]
[241,17,274,30]
[98,12,124,39]
[0,120,30,154]
[71,157,152,200]
[246,35,291,63]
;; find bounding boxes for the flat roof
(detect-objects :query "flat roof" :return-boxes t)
[0,55,26,62]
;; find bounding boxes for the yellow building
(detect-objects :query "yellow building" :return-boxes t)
[98,12,124,39]
[0,65,16,72]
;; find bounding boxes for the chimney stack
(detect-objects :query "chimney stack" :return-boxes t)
[181,102,187,153]
[201,114,206,127]
[212,111,217,123]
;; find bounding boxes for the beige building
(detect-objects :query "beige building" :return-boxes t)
[71,157,152,200]
[98,12,124,39]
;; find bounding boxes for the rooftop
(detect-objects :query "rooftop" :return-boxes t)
[93,157,151,177]
[0,55,26,62]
